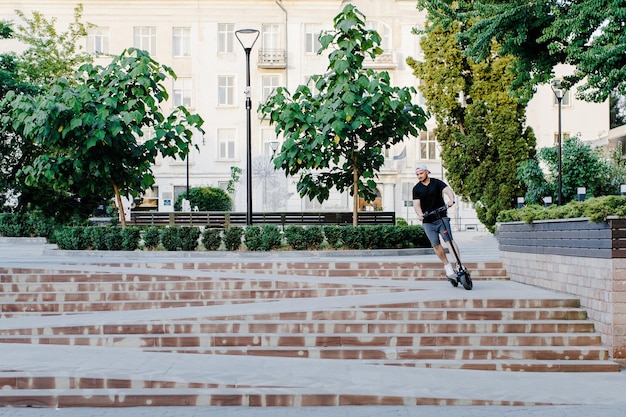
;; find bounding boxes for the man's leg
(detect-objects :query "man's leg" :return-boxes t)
[423,221,455,279]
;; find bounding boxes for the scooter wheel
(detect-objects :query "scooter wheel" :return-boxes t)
[459,271,473,290]
[447,277,459,287]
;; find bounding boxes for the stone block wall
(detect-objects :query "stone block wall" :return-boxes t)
[498,218,626,359]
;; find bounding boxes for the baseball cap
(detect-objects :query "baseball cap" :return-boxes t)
[415,164,431,173]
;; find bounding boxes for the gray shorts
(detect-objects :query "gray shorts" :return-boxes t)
[423,217,453,247]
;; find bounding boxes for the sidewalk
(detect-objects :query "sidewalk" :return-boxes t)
[1,232,625,417]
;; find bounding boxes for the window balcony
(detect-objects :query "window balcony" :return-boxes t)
[258,49,286,69]
[363,50,397,69]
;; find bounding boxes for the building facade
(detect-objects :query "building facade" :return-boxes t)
[0,0,609,230]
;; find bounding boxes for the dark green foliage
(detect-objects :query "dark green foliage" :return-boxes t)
[407,21,535,233]
[243,226,263,251]
[161,227,180,251]
[416,0,626,102]
[342,226,367,250]
[142,226,162,250]
[284,226,307,250]
[88,227,109,250]
[261,225,283,251]
[223,227,243,251]
[104,227,123,251]
[518,137,626,205]
[174,187,232,211]
[0,213,27,237]
[323,226,345,248]
[303,226,324,250]
[498,196,626,225]
[178,227,200,251]
[54,227,90,250]
[0,211,56,238]
[121,227,141,251]
[201,228,222,251]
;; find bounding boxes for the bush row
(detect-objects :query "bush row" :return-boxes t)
[52,224,430,251]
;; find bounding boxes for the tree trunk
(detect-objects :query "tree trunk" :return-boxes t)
[352,159,359,226]
[113,183,127,228]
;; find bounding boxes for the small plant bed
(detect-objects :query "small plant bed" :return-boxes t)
[497,195,626,224]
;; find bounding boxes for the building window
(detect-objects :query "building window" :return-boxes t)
[134,26,157,55]
[173,27,191,57]
[217,75,235,106]
[261,128,279,155]
[365,21,392,50]
[173,78,192,107]
[262,23,281,50]
[553,132,571,145]
[87,27,109,54]
[218,23,234,53]
[305,23,322,54]
[553,89,571,106]
[261,75,280,102]
[419,131,437,160]
[218,128,236,160]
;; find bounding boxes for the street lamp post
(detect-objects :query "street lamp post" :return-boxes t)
[235,28,260,226]
[551,79,564,205]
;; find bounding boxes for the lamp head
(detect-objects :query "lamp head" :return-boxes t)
[235,28,260,50]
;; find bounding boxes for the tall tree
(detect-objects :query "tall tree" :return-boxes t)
[0,6,93,214]
[415,0,626,103]
[259,4,427,225]
[4,48,204,226]
[11,4,93,86]
[407,22,536,232]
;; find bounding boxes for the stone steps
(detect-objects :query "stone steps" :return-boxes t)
[0,260,620,408]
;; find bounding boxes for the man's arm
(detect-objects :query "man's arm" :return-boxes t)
[413,199,424,221]
[443,186,456,207]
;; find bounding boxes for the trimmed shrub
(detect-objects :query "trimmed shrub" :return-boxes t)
[179,226,200,251]
[121,227,141,251]
[262,225,283,250]
[54,227,90,250]
[0,213,26,237]
[284,225,307,250]
[223,227,243,251]
[201,228,222,251]
[323,226,345,248]
[88,227,109,250]
[244,226,263,251]
[303,226,324,250]
[174,186,232,211]
[143,227,162,250]
[104,227,123,250]
[161,227,180,251]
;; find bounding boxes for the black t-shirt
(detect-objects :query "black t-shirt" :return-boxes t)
[412,177,448,223]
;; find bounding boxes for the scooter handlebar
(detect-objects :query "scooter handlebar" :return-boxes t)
[422,205,448,218]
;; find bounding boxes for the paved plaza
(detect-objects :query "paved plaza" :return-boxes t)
[0,232,625,417]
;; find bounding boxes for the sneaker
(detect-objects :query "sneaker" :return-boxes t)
[444,263,455,279]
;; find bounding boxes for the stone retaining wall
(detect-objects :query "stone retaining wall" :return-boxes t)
[498,218,626,359]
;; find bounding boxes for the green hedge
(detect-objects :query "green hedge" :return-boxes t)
[497,195,626,224]
[44,224,430,251]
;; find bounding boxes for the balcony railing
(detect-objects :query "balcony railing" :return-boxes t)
[363,50,396,69]
[258,49,286,68]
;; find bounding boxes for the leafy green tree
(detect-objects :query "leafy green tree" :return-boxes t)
[407,22,536,232]
[518,137,626,204]
[259,5,427,225]
[415,0,626,103]
[4,48,204,227]
[0,6,93,213]
[11,5,93,86]
[174,186,232,211]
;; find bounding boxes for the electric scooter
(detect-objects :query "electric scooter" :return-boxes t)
[423,205,473,290]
